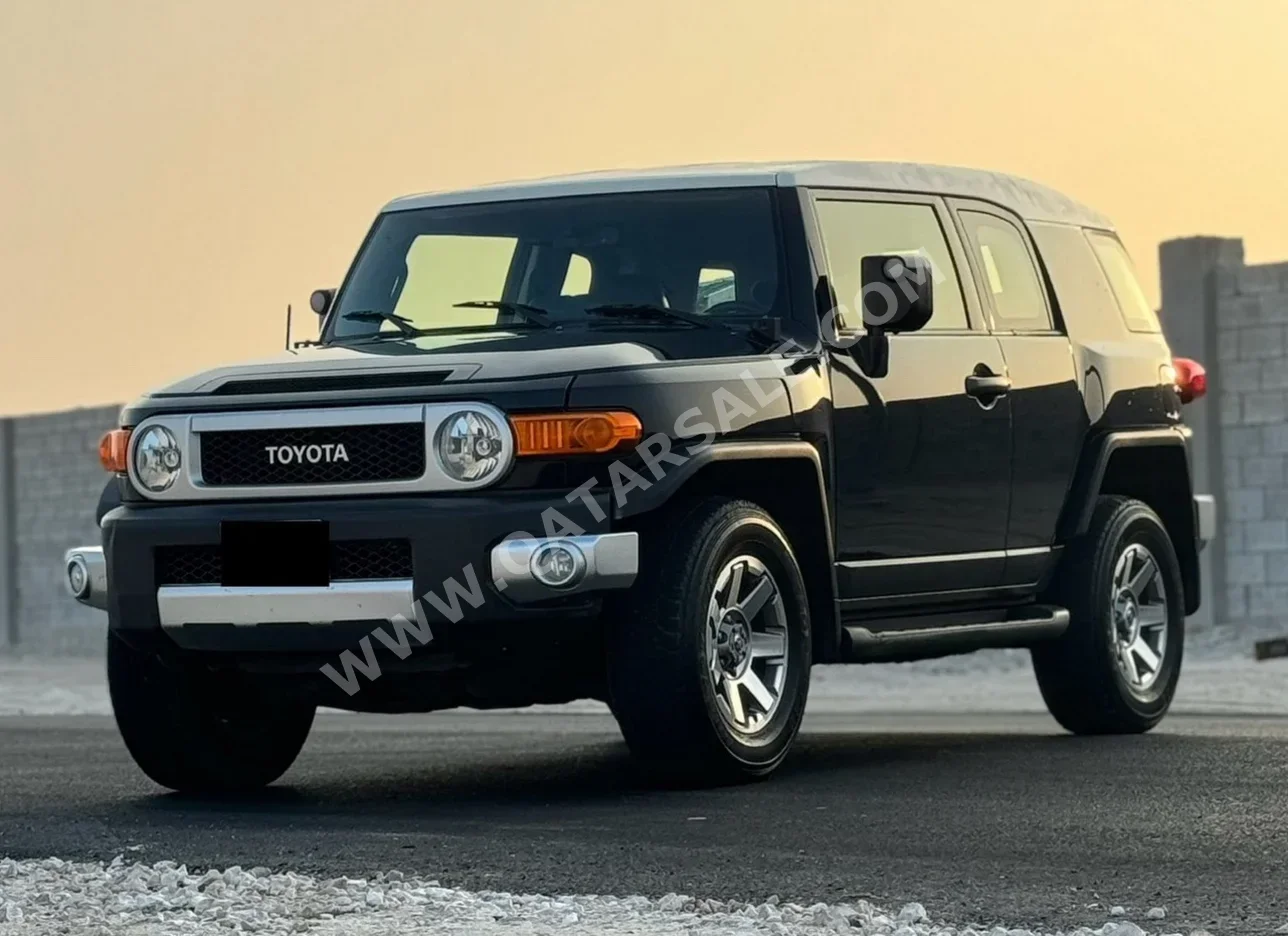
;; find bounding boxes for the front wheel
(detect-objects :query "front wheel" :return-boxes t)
[606,498,811,783]
[108,632,316,793]
[1032,495,1185,734]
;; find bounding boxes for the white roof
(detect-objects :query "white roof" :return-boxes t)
[383,161,1113,230]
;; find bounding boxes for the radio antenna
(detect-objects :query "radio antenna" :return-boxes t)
[285,304,295,353]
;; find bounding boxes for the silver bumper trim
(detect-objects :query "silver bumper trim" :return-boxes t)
[1194,494,1216,551]
[157,579,415,628]
[64,546,109,611]
[491,533,639,603]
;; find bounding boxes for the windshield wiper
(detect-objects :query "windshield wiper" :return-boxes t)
[453,300,553,328]
[341,309,419,337]
[333,303,552,345]
[583,303,713,329]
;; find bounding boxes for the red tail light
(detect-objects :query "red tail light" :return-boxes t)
[1173,357,1207,404]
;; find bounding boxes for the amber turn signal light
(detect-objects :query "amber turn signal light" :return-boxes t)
[510,412,643,456]
[99,428,131,473]
[1172,357,1207,404]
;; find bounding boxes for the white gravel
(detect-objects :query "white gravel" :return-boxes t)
[4,638,1288,718]
[0,856,1203,936]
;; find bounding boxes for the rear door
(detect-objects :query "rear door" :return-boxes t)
[949,201,1084,586]
[810,191,1013,605]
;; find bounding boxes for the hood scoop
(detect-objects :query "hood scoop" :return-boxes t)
[210,369,457,396]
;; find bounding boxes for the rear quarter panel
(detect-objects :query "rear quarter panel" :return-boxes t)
[1030,221,1180,433]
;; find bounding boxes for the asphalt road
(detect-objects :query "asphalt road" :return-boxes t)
[2,711,1287,933]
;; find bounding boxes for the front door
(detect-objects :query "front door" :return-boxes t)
[810,192,1013,603]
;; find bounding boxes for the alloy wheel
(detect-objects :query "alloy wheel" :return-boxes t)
[705,555,789,735]
[1109,542,1169,695]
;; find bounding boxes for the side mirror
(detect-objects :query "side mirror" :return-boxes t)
[859,254,934,333]
[309,288,335,316]
[852,254,935,378]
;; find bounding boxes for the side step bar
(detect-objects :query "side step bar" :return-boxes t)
[842,604,1070,663]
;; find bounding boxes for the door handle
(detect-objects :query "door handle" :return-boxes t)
[965,372,1012,402]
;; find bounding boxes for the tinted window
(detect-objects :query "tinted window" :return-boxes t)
[814,200,969,331]
[331,188,785,339]
[1086,231,1162,333]
[1029,222,1124,336]
[961,211,1051,332]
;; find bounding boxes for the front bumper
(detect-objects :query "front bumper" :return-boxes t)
[148,531,639,628]
[79,490,637,650]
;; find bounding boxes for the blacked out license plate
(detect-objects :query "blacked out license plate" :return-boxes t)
[220,521,329,587]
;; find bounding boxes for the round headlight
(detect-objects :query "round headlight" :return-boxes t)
[435,410,506,483]
[134,425,182,492]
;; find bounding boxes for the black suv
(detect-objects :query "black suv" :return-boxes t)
[66,161,1215,791]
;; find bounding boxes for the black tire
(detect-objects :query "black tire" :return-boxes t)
[1032,495,1185,734]
[108,632,315,793]
[606,497,811,783]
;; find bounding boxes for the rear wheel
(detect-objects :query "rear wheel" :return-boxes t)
[108,632,315,793]
[1032,495,1185,734]
[606,498,811,783]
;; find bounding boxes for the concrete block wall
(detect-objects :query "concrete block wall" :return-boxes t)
[1,405,120,655]
[1210,259,1288,633]
[1159,236,1288,636]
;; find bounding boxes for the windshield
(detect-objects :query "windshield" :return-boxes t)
[326,188,787,345]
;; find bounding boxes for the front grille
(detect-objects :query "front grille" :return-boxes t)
[329,539,413,581]
[157,545,223,586]
[199,423,425,487]
[156,539,413,585]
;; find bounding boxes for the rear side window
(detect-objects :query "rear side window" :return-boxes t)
[1029,222,1124,336]
[560,253,592,296]
[960,212,1052,332]
[1086,231,1161,333]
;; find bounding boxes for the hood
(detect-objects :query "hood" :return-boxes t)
[149,333,672,398]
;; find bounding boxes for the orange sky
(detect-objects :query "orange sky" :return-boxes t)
[2,0,1285,416]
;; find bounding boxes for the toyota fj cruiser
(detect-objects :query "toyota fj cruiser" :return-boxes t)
[67,162,1215,791]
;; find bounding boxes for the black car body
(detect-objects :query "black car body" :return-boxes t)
[67,162,1215,789]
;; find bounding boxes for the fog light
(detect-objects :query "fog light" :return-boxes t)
[66,556,90,599]
[529,542,586,590]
